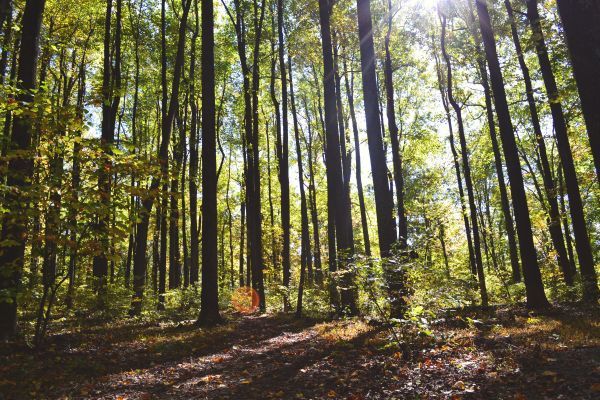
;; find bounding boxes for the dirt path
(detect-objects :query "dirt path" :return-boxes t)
[1,307,598,399]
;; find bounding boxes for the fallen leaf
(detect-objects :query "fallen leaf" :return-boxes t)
[452,380,466,390]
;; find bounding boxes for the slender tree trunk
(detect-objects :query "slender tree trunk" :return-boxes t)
[277,0,291,306]
[557,164,577,278]
[198,0,221,326]
[475,55,521,282]
[290,56,313,287]
[526,0,598,301]
[130,0,191,316]
[384,0,407,247]
[239,194,246,287]
[318,0,356,315]
[304,98,323,285]
[504,0,572,285]
[67,53,87,307]
[555,0,600,182]
[475,0,549,309]
[440,15,487,305]
[357,0,401,316]
[434,49,476,277]
[94,0,121,295]
[189,0,200,285]
[343,59,371,256]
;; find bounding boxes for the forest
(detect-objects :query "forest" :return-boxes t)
[0,0,598,398]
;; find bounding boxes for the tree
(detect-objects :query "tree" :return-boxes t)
[198,0,221,326]
[525,0,598,301]
[475,0,549,309]
[130,0,191,316]
[0,0,47,340]
[504,0,573,285]
[318,0,356,315]
[555,0,600,182]
[93,0,122,295]
[384,0,408,248]
[277,0,291,308]
[439,11,487,306]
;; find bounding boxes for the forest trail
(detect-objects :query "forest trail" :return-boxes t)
[1,306,599,399]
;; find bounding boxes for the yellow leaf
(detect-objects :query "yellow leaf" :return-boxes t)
[327,390,337,398]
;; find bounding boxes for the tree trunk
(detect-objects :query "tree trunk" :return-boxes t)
[189,0,200,285]
[475,0,549,309]
[343,59,371,257]
[468,6,521,282]
[130,0,191,316]
[357,0,401,316]
[526,0,598,301]
[384,0,408,248]
[0,0,46,340]
[198,0,221,326]
[318,0,356,315]
[440,14,488,306]
[304,98,323,285]
[94,0,121,294]
[555,0,600,183]
[504,0,572,285]
[277,0,291,306]
[434,48,476,277]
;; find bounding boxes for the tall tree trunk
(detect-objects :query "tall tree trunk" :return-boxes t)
[343,59,371,257]
[504,0,572,285]
[440,14,488,306]
[290,56,313,287]
[94,0,121,294]
[304,98,323,285]
[0,0,46,340]
[434,48,476,277]
[332,32,352,220]
[249,0,267,312]
[526,0,598,301]
[189,0,200,285]
[168,111,184,290]
[130,0,191,316]
[67,51,87,307]
[474,54,521,282]
[357,0,401,316]
[318,0,356,315]
[555,0,600,182]
[384,0,408,247]
[475,0,549,309]
[198,0,221,325]
[276,0,291,307]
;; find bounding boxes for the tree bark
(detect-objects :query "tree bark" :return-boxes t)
[555,0,600,183]
[318,0,356,315]
[277,0,291,305]
[130,0,191,316]
[475,0,549,309]
[384,0,408,248]
[0,0,46,340]
[198,0,222,326]
[526,0,598,301]
[343,59,371,257]
[440,14,488,306]
[505,0,572,286]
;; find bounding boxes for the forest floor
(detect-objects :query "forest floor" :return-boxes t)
[0,304,599,399]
